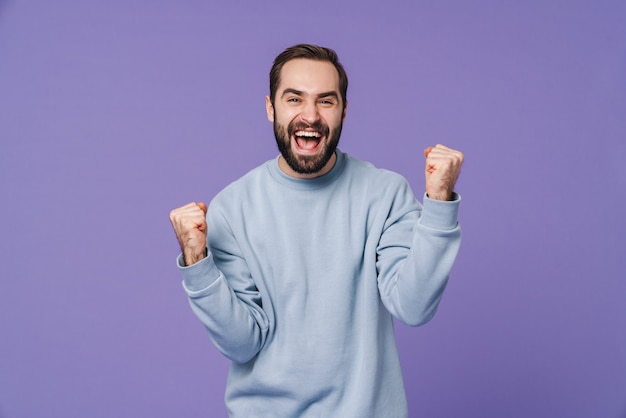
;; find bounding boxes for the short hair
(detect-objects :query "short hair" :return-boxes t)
[269,44,348,108]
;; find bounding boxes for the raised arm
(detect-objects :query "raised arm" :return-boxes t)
[170,201,269,363]
[377,144,463,326]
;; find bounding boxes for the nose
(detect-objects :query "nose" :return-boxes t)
[300,101,320,124]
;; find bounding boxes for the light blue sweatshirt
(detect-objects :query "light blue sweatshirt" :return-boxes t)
[178,150,461,417]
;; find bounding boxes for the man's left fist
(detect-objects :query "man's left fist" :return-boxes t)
[423,144,464,201]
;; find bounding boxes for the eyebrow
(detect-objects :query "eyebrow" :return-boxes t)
[281,88,339,101]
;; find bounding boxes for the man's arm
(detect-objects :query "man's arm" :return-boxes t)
[170,202,269,363]
[376,144,464,326]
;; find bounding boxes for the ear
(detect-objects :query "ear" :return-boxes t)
[265,96,274,122]
[342,99,348,121]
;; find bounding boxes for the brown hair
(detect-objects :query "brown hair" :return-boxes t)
[269,44,348,109]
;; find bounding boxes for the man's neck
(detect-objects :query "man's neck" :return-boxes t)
[278,152,337,179]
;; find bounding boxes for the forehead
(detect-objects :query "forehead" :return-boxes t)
[278,58,340,95]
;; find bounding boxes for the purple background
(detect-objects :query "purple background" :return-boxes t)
[1,0,625,417]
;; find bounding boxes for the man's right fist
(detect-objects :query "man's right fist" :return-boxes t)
[169,202,208,266]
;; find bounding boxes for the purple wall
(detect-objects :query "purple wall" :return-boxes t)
[1,1,624,417]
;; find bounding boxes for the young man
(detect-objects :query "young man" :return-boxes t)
[170,44,463,417]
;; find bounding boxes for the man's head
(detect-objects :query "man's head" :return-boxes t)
[266,44,349,178]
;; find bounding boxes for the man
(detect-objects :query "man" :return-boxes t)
[170,44,463,417]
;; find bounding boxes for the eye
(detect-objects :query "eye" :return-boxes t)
[287,97,301,103]
[319,98,336,106]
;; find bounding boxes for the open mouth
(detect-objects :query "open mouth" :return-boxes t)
[293,130,323,152]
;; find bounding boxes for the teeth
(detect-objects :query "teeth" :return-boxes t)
[295,131,321,138]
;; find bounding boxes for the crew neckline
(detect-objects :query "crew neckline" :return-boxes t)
[267,150,347,190]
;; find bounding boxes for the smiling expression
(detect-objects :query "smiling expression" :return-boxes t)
[266,58,347,179]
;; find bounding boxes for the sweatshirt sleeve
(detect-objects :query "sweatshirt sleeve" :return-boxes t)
[179,204,270,364]
[376,180,461,326]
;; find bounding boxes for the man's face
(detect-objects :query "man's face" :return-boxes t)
[266,58,346,178]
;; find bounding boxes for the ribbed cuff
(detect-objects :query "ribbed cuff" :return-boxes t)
[419,192,461,230]
[177,252,222,293]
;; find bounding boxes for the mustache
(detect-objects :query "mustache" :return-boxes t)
[288,120,330,137]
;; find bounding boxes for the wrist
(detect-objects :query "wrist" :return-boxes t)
[426,191,452,201]
[183,247,208,266]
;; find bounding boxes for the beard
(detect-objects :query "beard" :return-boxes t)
[273,117,343,175]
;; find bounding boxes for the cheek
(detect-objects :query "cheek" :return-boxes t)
[277,109,298,126]
[326,112,343,128]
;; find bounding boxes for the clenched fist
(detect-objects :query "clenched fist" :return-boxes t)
[169,202,208,266]
[423,144,464,201]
